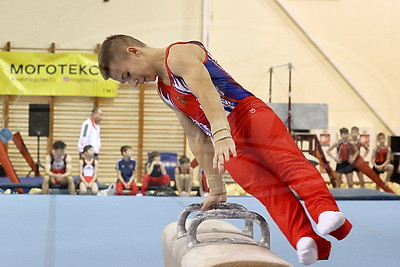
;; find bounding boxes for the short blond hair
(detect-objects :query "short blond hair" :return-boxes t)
[98,34,147,80]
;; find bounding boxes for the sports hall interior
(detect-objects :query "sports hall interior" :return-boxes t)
[0,1,399,267]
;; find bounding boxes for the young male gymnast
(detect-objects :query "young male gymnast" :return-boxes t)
[97,34,352,265]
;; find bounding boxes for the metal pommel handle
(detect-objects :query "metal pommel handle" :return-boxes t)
[176,203,252,239]
[187,209,270,250]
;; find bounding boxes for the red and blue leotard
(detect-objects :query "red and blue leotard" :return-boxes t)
[156,41,351,260]
[157,41,253,137]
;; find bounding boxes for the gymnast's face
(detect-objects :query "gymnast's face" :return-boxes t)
[109,47,157,87]
[341,132,349,142]
[377,135,386,146]
[123,149,133,158]
[350,129,359,140]
[84,147,95,157]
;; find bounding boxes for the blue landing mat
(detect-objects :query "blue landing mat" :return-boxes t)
[0,195,399,267]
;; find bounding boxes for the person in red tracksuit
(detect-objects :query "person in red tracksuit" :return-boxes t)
[97,35,352,265]
[371,132,394,190]
[141,151,171,195]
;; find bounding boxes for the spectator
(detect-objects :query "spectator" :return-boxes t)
[42,141,75,195]
[141,151,170,195]
[350,126,369,188]
[327,127,359,188]
[77,108,102,159]
[175,155,193,196]
[371,133,394,190]
[79,145,98,195]
[116,145,139,196]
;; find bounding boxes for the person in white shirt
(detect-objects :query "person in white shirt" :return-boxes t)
[77,108,103,159]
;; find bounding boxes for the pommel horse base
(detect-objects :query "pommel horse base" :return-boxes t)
[162,203,292,267]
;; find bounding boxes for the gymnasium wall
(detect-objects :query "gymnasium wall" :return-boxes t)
[210,0,399,136]
[1,0,398,182]
[0,0,201,183]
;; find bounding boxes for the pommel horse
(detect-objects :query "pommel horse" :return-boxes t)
[162,203,292,267]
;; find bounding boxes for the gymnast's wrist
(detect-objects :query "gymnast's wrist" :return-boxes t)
[211,120,231,141]
[206,174,226,195]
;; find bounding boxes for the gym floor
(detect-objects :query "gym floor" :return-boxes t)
[0,193,399,267]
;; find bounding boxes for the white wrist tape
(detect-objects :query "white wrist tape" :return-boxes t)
[211,119,231,135]
[206,174,226,195]
[211,119,232,142]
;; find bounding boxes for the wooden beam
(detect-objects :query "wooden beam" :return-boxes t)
[48,96,54,154]
[2,43,100,53]
[94,97,99,108]
[95,43,100,53]
[50,42,56,53]
[137,84,145,182]
[2,96,10,152]
[2,43,11,152]
[183,133,187,157]
[4,42,11,51]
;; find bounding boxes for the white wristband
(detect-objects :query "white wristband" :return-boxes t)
[206,174,227,195]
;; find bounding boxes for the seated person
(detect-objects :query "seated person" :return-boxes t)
[175,155,193,196]
[371,132,394,190]
[79,145,99,195]
[141,151,170,195]
[42,140,75,195]
[116,145,139,196]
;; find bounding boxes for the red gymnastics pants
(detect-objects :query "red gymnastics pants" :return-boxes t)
[141,174,171,194]
[224,96,352,260]
[116,181,139,195]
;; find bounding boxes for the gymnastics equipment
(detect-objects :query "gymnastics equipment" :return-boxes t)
[269,103,328,131]
[162,203,292,267]
[268,63,293,132]
[353,156,394,193]
[0,128,13,144]
[11,132,41,177]
[293,134,337,187]
[0,141,24,194]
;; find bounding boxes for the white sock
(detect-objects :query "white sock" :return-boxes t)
[296,237,318,265]
[317,211,345,236]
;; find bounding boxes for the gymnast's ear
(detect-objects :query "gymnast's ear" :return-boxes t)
[126,46,141,56]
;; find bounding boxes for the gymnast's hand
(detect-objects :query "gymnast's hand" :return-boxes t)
[213,137,237,174]
[201,193,227,211]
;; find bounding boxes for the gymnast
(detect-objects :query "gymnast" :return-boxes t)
[97,34,352,265]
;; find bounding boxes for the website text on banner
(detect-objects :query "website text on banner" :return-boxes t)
[0,51,118,97]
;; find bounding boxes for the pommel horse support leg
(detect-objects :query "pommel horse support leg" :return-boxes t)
[162,203,292,267]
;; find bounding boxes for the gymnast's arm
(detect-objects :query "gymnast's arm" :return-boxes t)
[171,108,227,210]
[383,147,392,167]
[44,155,56,178]
[171,108,217,177]
[362,142,370,158]
[370,147,378,168]
[326,142,339,163]
[61,155,72,178]
[167,44,236,173]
